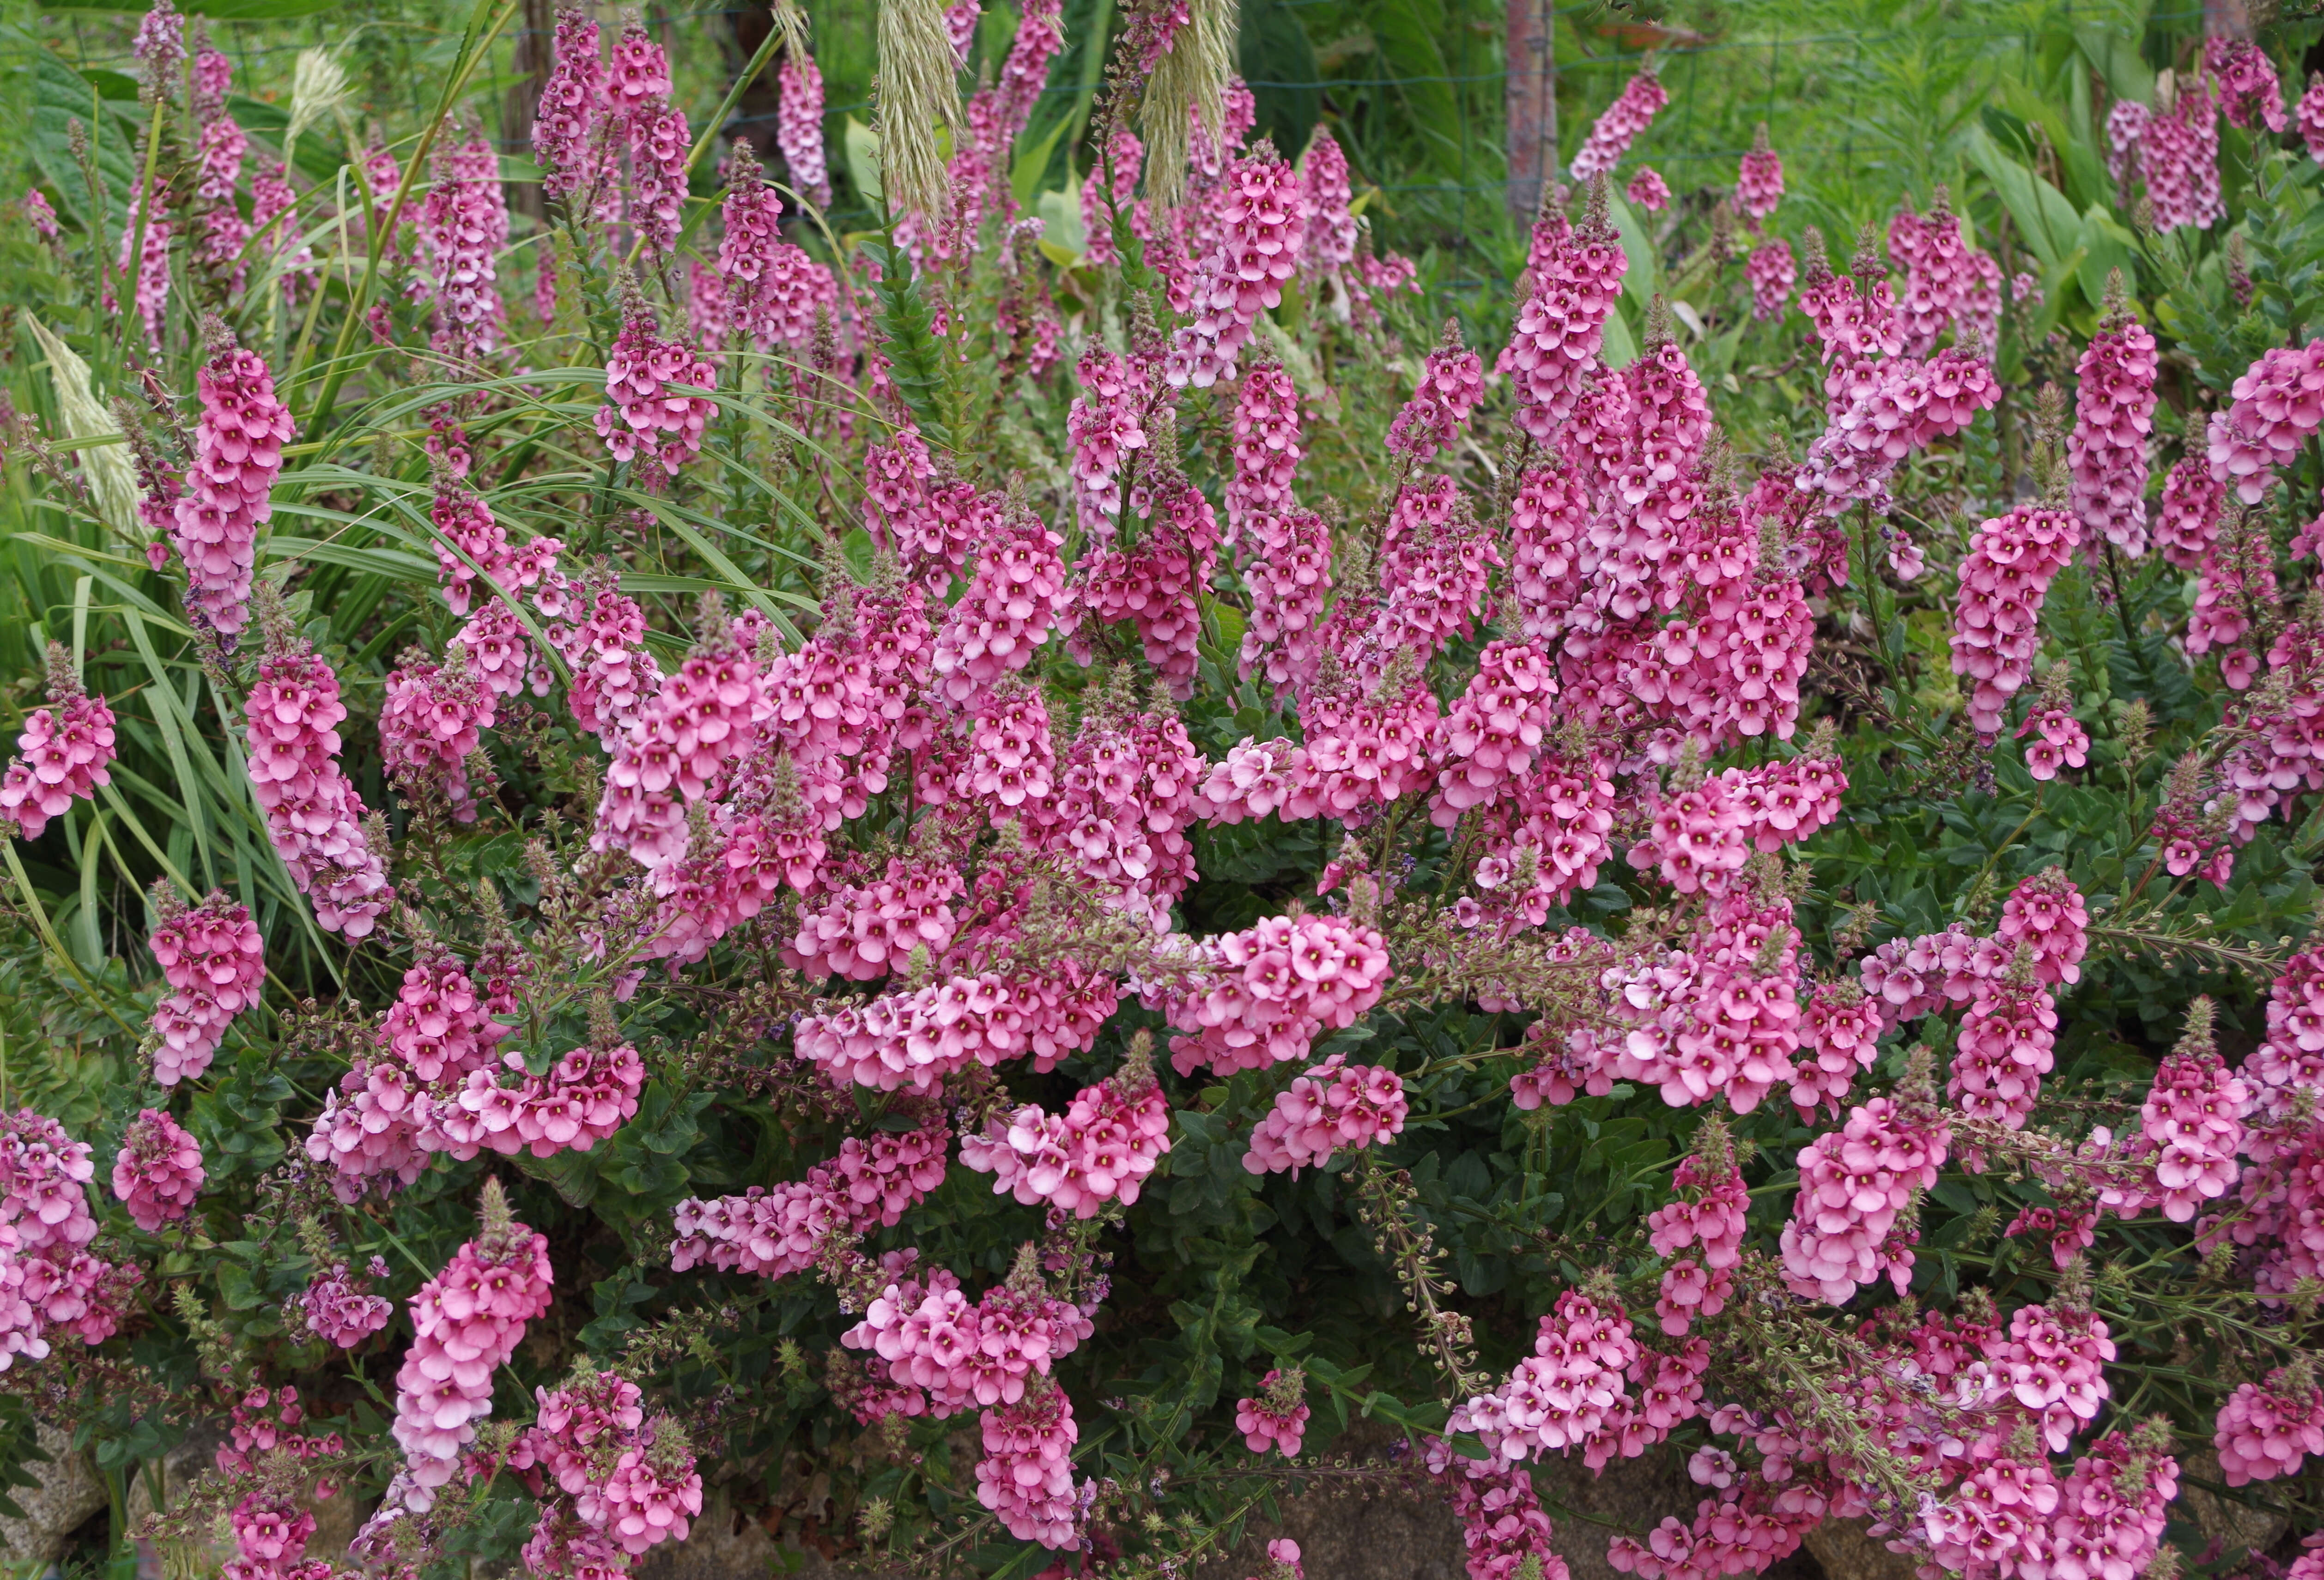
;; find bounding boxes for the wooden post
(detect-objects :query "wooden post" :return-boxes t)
[503,0,553,232]
[1505,0,1557,217]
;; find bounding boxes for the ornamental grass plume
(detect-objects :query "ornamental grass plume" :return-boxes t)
[875,0,965,226]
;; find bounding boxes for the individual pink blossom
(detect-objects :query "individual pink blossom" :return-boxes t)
[1570,65,1668,181]
[146,888,264,1086]
[1625,167,1670,212]
[0,653,116,842]
[1235,1368,1310,1457]
[167,336,294,640]
[110,1108,203,1231]
[1735,125,1782,219]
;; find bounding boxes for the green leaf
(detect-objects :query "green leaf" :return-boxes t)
[1370,0,1459,178]
[1964,126,2081,271]
[2075,205,2138,307]
[844,116,883,208]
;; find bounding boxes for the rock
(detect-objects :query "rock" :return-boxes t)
[1800,1516,1917,1580]
[0,1421,107,1570]
[2176,1448,2289,1564]
[1196,1478,1468,1580]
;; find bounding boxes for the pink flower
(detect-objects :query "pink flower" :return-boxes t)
[0,657,116,842]
[1242,1055,1407,1175]
[1386,325,1487,462]
[301,1259,393,1348]
[593,309,717,482]
[1949,505,2078,734]
[241,643,394,938]
[2216,1369,2324,1484]
[2066,299,2158,557]
[1734,126,1782,219]
[165,338,294,640]
[112,1108,203,1231]
[418,136,508,356]
[1234,1368,1310,1457]
[776,48,831,208]
[1744,240,1794,321]
[1626,167,1671,212]
[386,1181,553,1508]
[1570,65,1668,181]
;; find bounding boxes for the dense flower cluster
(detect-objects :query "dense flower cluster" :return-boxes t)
[1950,505,2078,734]
[2066,292,2159,557]
[1165,146,1308,388]
[517,1367,704,1556]
[670,1116,952,1277]
[167,339,293,640]
[595,309,717,480]
[2208,338,2324,503]
[1236,1369,1310,1458]
[1734,126,1783,220]
[962,1048,1171,1216]
[1570,66,1668,181]
[383,1182,553,1509]
[301,1258,394,1348]
[109,1108,202,1231]
[776,48,831,208]
[0,655,116,841]
[242,642,394,938]
[1242,1055,1408,1174]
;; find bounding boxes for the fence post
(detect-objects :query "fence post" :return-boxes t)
[1505,0,1556,217]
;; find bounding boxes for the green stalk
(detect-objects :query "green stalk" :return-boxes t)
[301,0,521,433]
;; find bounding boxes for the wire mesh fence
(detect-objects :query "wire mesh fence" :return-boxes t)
[22,0,2218,311]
